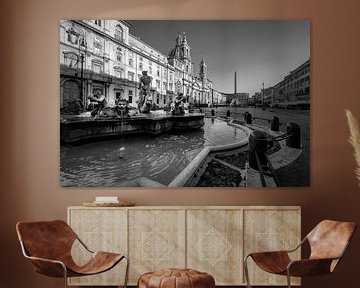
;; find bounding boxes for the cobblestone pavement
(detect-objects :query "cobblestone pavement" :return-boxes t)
[201,107,310,187]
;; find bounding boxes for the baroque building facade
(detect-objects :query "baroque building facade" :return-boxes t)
[261,59,310,109]
[60,20,222,112]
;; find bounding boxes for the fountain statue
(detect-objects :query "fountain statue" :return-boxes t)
[170,93,186,115]
[138,70,153,113]
[87,90,130,119]
[61,77,205,144]
[97,98,130,118]
[88,90,108,117]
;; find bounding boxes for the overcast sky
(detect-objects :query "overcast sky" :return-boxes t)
[127,20,310,95]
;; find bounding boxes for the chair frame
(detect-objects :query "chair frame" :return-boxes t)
[244,235,351,288]
[18,228,129,288]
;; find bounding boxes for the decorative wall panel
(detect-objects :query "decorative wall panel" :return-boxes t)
[187,209,242,285]
[128,209,186,284]
[243,208,301,285]
[67,208,127,286]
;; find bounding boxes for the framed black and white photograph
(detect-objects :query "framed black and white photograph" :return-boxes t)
[60,20,310,188]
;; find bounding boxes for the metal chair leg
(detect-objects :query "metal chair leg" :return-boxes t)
[286,269,292,288]
[244,255,252,288]
[123,255,130,288]
[61,264,68,288]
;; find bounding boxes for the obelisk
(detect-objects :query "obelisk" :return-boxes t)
[234,71,237,94]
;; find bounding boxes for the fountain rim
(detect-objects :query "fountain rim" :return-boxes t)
[168,118,252,187]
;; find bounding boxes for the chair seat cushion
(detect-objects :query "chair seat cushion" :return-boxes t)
[138,268,215,288]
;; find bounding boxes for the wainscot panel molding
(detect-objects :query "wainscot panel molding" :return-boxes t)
[67,206,301,286]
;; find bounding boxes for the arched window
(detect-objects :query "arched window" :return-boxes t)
[115,25,124,41]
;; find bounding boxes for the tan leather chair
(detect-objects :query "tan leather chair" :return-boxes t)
[244,220,356,288]
[16,220,129,288]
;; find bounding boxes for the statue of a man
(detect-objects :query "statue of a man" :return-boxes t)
[88,90,107,116]
[138,71,152,113]
[170,93,186,115]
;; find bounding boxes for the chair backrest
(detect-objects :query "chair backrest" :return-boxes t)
[16,220,77,261]
[307,220,356,261]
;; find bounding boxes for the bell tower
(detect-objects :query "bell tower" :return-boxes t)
[199,56,207,81]
[179,32,192,75]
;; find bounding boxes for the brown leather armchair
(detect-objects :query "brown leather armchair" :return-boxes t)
[16,220,129,288]
[244,220,356,288]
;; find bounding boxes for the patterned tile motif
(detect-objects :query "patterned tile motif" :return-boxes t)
[194,227,232,265]
[138,228,175,265]
[252,228,287,252]
[244,209,301,286]
[68,209,127,286]
[187,209,242,285]
[128,210,186,284]
[83,227,113,252]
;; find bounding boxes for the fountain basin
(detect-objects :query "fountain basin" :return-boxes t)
[61,113,205,145]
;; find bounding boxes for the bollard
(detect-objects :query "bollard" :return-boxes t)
[271,116,280,131]
[245,112,252,124]
[249,130,268,170]
[244,111,248,122]
[211,109,215,116]
[226,110,230,117]
[286,122,301,148]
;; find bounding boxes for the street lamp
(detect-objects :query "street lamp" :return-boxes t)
[79,37,87,105]
[182,70,185,95]
[201,81,204,107]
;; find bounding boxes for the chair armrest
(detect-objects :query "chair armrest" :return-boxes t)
[19,240,67,277]
[287,258,336,277]
[247,250,290,258]
[25,255,67,278]
[285,237,307,253]
[245,237,306,258]
[26,255,65,265]
[76,236,94,253]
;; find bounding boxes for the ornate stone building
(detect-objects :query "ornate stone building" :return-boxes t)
[60,20,219,111]
[260,59,310,109]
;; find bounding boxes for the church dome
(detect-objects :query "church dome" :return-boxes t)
[168,47,178,58]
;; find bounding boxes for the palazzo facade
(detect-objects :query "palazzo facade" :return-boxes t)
[60,20,223,112]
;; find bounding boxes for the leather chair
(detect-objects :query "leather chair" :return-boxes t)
[16,220,129,288]
[244,220,356,288]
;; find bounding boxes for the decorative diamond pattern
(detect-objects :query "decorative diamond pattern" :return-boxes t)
[252,228,288,252]
[138,228,175,265]
[194,227,232,265]
[84,227,113,251]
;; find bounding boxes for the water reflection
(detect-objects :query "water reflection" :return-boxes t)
[60,118,248,186]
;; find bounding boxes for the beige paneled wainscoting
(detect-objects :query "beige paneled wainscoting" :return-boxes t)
[67,206,301,286]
